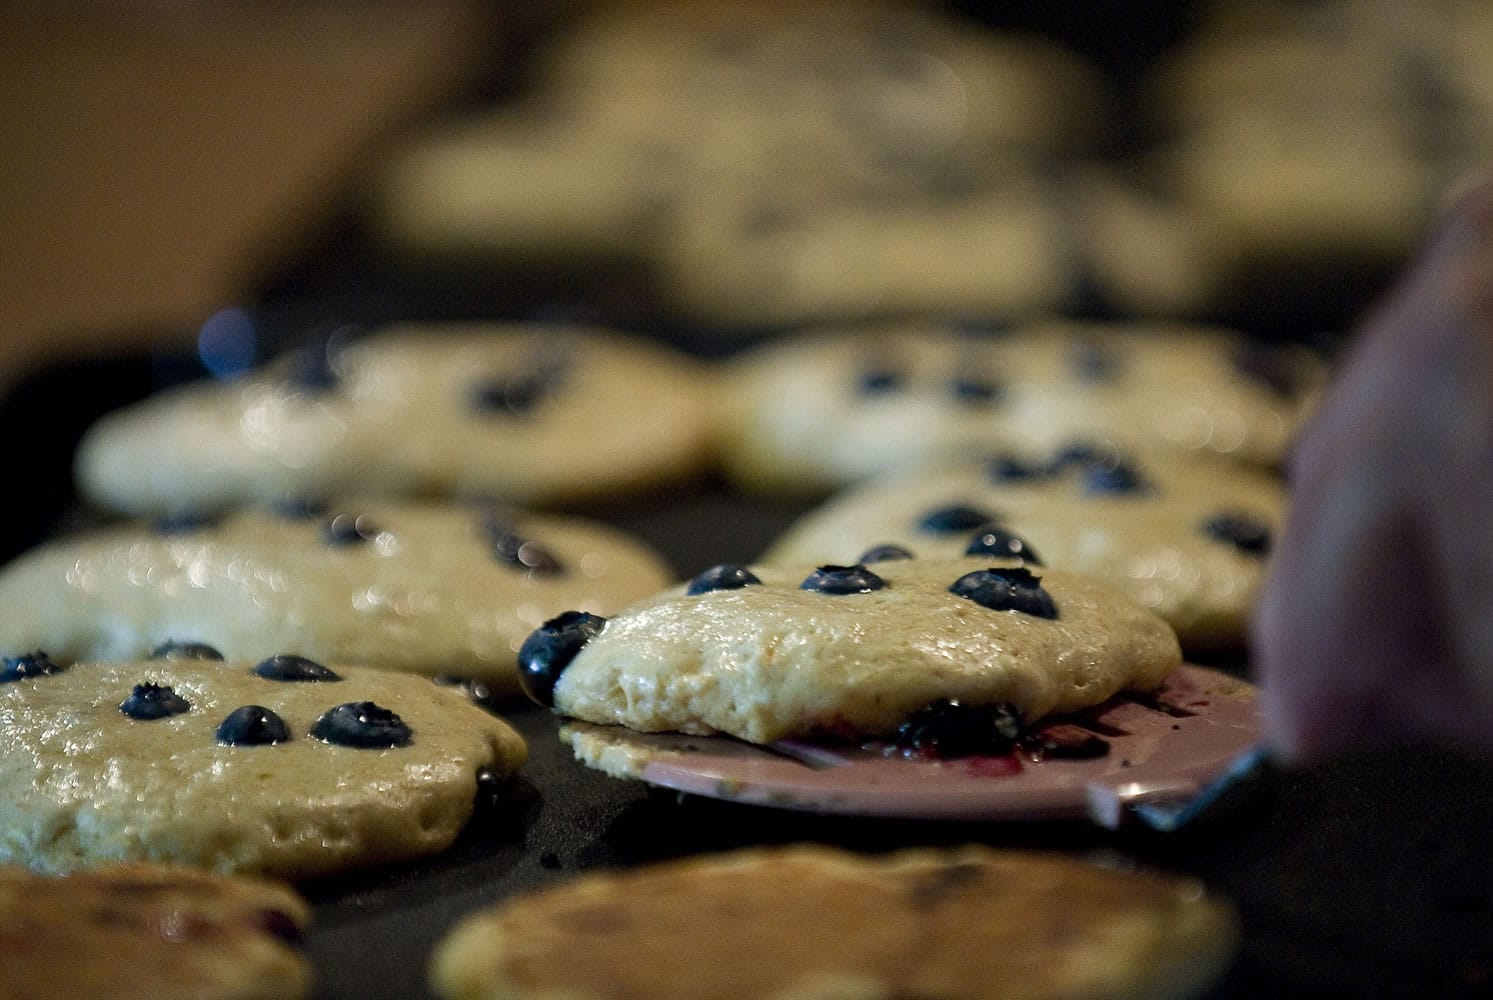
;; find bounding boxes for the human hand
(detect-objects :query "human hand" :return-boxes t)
[1252,172,1493,762]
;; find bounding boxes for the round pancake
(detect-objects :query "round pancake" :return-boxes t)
[716,321,1035,495]
[0,863,312,1000]
[430,844,1239,1000]
[761,444,1284,652]
[527,556,1180,746]
[0,500,675,692]
[73,321,717,518]
[716,318,1325,496]
[0,655,527,878]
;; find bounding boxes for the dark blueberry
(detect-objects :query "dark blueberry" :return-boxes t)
[985,453,1050,483]
[215,705,290,746]
[949,566,1058,618]
[1046,439,1120,473]
[800,564,886,595]
[949,375,1002,405]
[149,640,224,661]
[478,508,519,538]
[895,699,1024,759]
[488,530,564,576]
[255,909,307,949]
[1069,338,1123,382]
[1232,342,1305,397]
[252,654,341,682]
[1202,511,1272,556]
[964,526,1042,565]
[1080,460,1152,496]
[268,495,330,520]
[283,324,359,391]
[322,512,379,547]
[473,765,516,812]
[469,369,556,417]
[151,510,220,535]
[857,543,915,564]
[857,367,903,394]
[917,504,998,534]
[686,563,761,595]
[310,701,412,748]
[119,682,192,720]
[517,610,607,707]
[0,650,65,684]
[435,675,503,715]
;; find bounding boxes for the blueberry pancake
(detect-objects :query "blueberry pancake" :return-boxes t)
[1139,0,1493,303]
[430,844,1239,1000]
[0,653,526,878]
[652,156,1225,331]
[761,444,1284,652]
[715,321,1034,496]
[992,318,1327,469]
[716,318,1325,496]
[367,0,1110,271]
[519,556,1180,748]
[533,0,1111,160]
[73,321,716,519]
[0,863,312,1000]
[365,102,683,268]
[0,500,674,694]
[654,158,1078,331]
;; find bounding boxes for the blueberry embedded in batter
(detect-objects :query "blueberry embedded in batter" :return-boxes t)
[518,611,608,707]
[118,682,192,720]
[1201,511,1272,555]
[252,654,342,683]
[799,564,887,595]
[216,705,291,747]
[149,640,225,661]
[686,563,762,596]
[917,504,998,534]
[0,650,65,684]
[963,526,1042,564]
[310,701,412,748]
[949,566,1058,618]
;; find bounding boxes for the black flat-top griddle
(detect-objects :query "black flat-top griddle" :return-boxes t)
[4,202,1489,1000]
[6,5,1490,996]
[296,668,1493,1000]
[9,319,1490,1000]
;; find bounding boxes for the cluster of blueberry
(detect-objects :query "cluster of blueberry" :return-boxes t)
[215,701,411,749]
[1,648,413,749]
[0,650,66,683]
[892,698,1111,761]
[467,362,569,419]
[857,363,1005,406]
[909,450,1275,556]
[483,514,565,576]
[515,559,1063,721]
[151,501,576,579]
